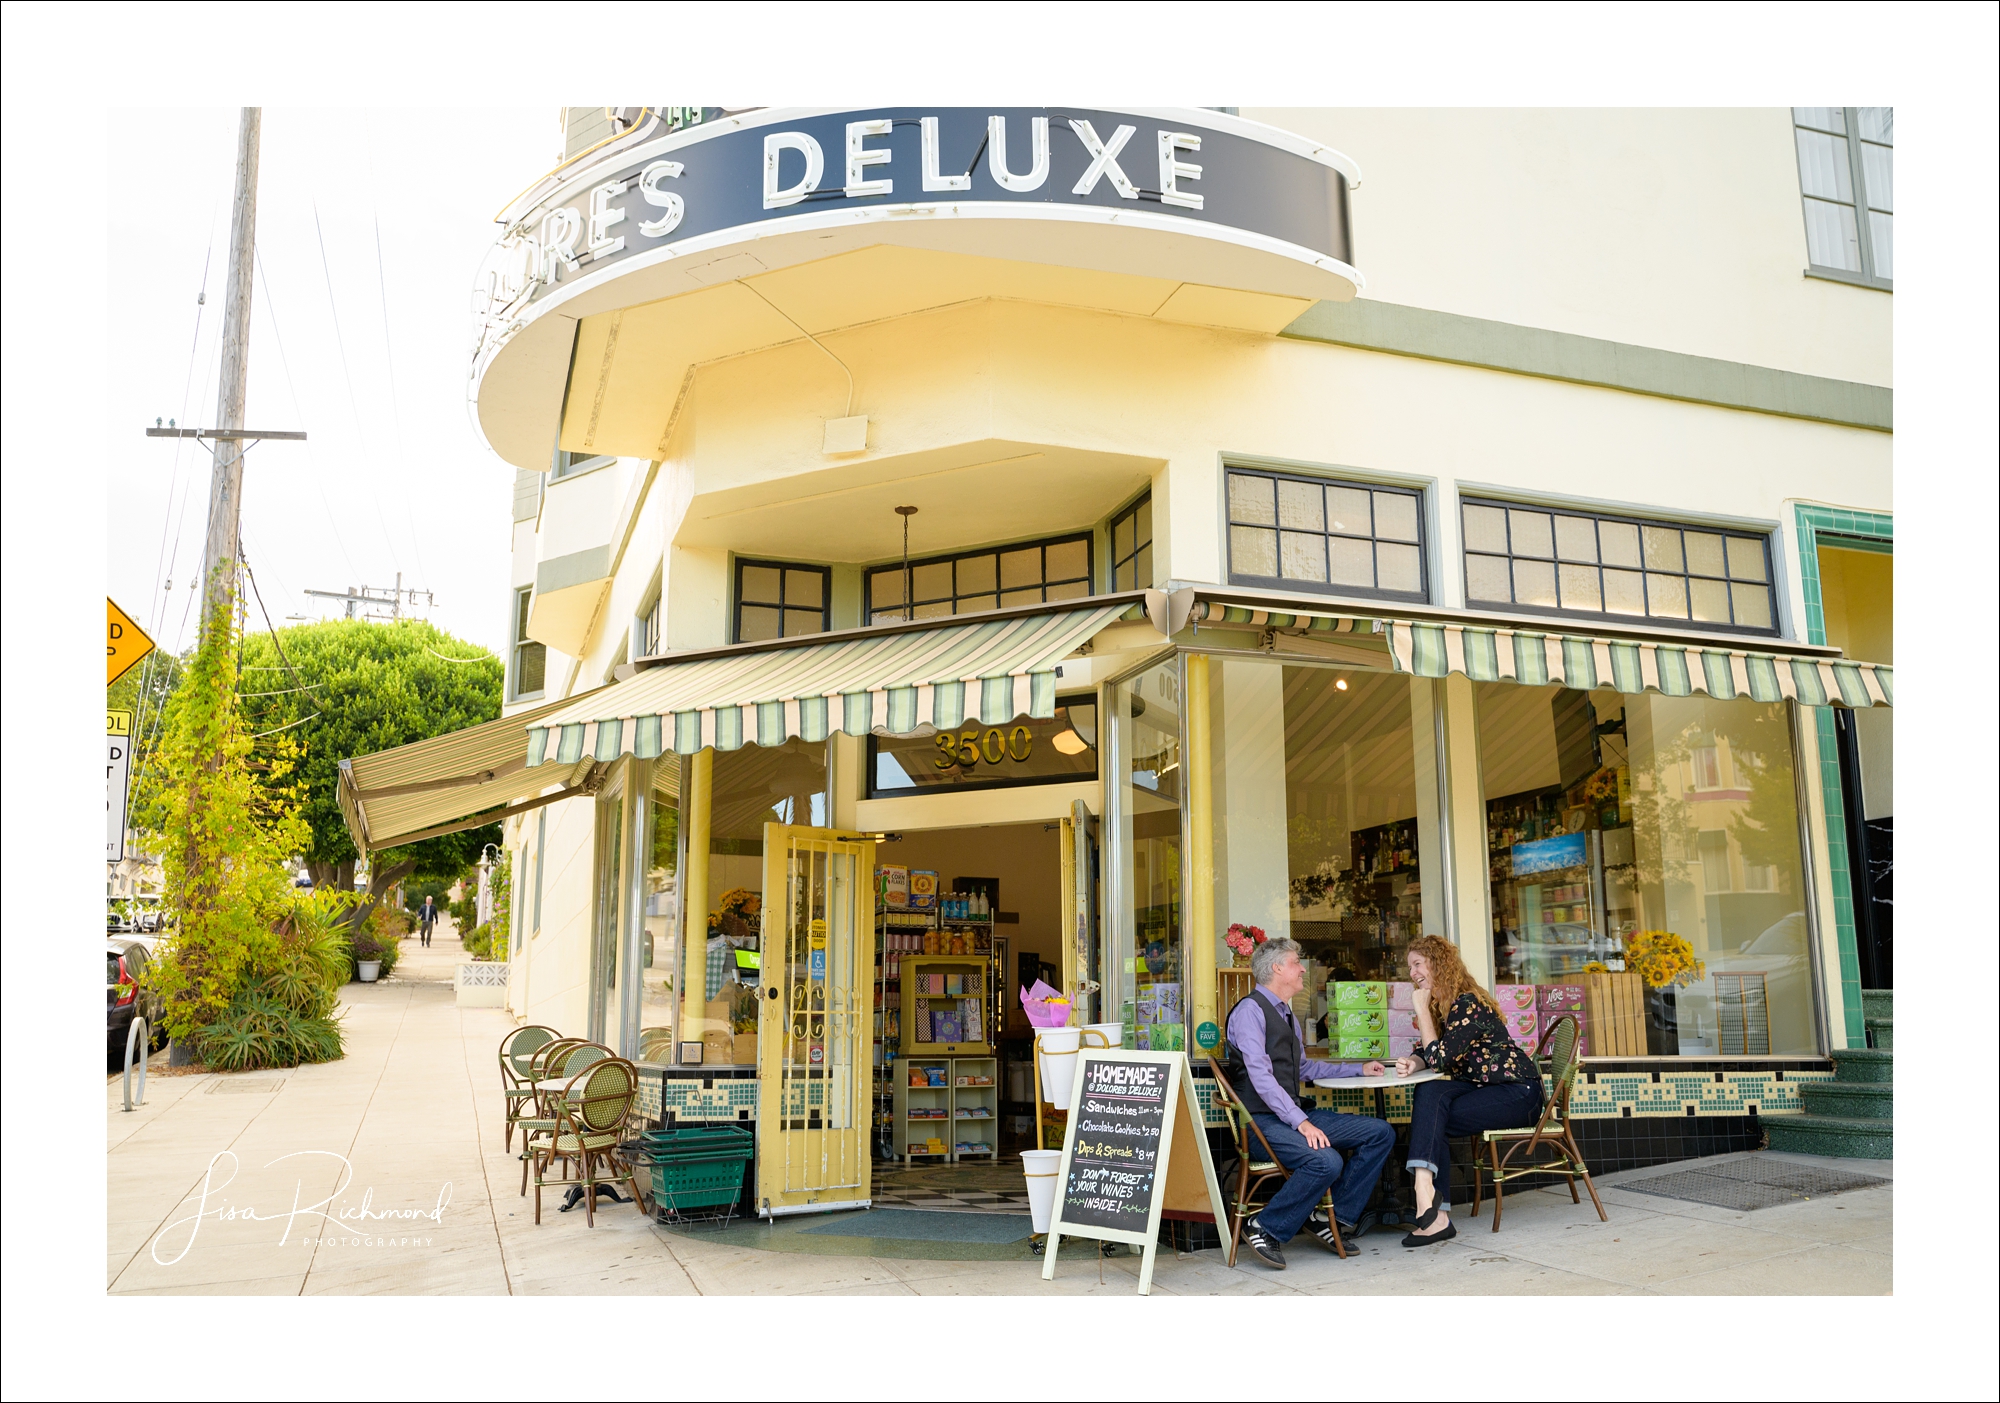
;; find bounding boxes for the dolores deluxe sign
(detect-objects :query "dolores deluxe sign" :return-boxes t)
[479,107,1360,321]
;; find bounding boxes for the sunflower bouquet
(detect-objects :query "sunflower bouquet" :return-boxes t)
[1627,929,1703,988]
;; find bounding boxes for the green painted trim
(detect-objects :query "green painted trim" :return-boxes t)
[1282,300,1892,433]
[535,545,613,595]
[1793,504,1893,1047]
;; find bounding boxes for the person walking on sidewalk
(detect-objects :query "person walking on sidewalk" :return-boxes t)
[418,895,439,948]
[1221,937,1396,1270]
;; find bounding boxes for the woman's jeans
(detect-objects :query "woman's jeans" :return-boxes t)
[1406,1079,1543,1211]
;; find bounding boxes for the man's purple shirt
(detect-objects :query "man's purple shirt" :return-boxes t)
[1227,984,1368,1128]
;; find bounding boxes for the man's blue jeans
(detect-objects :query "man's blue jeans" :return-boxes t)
[1249,1109,1397,1243]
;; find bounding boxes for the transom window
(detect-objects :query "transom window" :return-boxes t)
[733,559,830,643]
[1461,499,1776,634]
[512,586,546,697]
[1110,493,1153,592]
[1793,107,1892,288]
[1225,469,1427,601]
[867,535,1092,624]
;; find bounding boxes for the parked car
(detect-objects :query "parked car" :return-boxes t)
[108,938,165,1064]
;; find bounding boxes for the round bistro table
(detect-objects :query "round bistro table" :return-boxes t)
[1312,1069,1445,1225]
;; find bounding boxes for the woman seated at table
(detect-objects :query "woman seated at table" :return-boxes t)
[1394,934,1543,1247]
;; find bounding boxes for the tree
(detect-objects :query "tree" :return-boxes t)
[237,619,504,920]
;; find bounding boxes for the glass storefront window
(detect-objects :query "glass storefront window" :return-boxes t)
[1106,657,1182,1052]
[1476,684,1814,1056]
[868,701,1097,795]
[639,763,680,1060]
[1201,656,1436,1055]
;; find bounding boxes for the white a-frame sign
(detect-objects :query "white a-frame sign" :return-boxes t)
[1042,1050,1227,1295]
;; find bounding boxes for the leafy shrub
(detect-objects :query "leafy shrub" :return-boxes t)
[193,889,353,1071]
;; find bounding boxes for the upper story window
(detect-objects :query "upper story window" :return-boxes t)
[1109,493,1153,592]
[636,590,661,659]
[1461,499,1777,635]
[551,447,613,480]
[867,535,1092,624]
[1224,468,1427,602]
[1793,107,1892,288]
[734,559,830,643]
[512,586,547,698]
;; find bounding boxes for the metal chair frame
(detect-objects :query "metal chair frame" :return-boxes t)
[518,1041,612,1194]
[530,1058,644,1227]
[1472,1013,1608,1231]
[1205,1057,1347,1265]
[500,1025,559,1152]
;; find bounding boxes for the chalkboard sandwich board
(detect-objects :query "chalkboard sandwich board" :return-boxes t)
[1041,1050,1226,1295]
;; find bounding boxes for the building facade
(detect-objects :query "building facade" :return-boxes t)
[343,106,1892,1211]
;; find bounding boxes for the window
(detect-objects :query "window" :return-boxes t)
[1224,468,1426,601]
[866,534,1092,624]
[551,447,613,480]
[1109,493,1153,591]
[1793,107,1892,287]
[733,559,830,642]
[868,700,1098,796]
[636,590,661,659]
[1461,499,1777,635]
[512,586,546,696]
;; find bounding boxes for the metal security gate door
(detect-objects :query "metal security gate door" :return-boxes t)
[756,825,876,1216]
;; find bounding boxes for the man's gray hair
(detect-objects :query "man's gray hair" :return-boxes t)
[1251,936,1301,987]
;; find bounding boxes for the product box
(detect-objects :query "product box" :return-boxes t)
[877,864,909,908]
[1337,1009,1387,1036]
[1338,1036,1389,1059]
[908,869,939,910]
[1538,983,1585,1012]
[1333,981,1388,1009]
[1494,984,1539,1013]
[1388,1008,1419,1039]
[1388,1035,1419,1060]
[1389,981,1415,1011]
[1153,982,1183,1019]
[1539,1007,1589,1054]
[1149,1023,1185,1052]
[1501,1009,1540,1043]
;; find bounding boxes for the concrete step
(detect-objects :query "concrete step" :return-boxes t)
[1860,988,1893,1024]
[1801,1080,1891,1118]
[1831,1047,1893,1084]
[1765,1113,1893,1160]
[1865,1017,1893,1051]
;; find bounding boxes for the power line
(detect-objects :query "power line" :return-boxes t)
[312,202,402,575]
[255,248,361,581]
[373,210,427,589]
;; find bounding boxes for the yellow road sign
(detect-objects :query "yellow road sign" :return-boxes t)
[108,598,156,687]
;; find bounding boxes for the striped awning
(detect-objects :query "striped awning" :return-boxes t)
[1384,620,1892,708]
[526,602,1136,767]
[1191,601,1378,632]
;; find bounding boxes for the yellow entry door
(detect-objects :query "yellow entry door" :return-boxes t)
[756,824,876,1216]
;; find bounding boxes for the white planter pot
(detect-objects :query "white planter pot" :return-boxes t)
[1020,1149,1063,1233]
[357,960,381,983]
[1036,1027,1082,1110]
[1084,1022,1124,1048]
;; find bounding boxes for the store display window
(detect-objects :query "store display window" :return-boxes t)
[1199,656,1437,1054]
[1476,683,1814,1056]
[1105,656,1183,1052]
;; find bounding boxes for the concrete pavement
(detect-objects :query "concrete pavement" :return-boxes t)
[107,922,1891,1295]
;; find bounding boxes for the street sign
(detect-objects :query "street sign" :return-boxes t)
[108,709,133,862]
[108,598,156,687]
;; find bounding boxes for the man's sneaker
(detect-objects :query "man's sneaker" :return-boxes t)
[1304,1211,1346,1254]
[1338,1210,1378,1242]
[1241,1218,1287,1269]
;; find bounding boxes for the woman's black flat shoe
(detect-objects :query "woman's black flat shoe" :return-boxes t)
[1401,1222,1457,1248]
[1412,1203,1440,1231]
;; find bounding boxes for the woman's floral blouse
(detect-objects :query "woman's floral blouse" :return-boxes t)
[1420,993,1541,1085]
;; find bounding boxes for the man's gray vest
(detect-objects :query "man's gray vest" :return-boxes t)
[1221,992,1300,1117]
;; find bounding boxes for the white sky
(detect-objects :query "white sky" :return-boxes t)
[108,107,552,658]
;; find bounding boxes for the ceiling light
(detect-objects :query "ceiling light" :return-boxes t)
[1051,730,1089,755]
[1335,678,1349,691]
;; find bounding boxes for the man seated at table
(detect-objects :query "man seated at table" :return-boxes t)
[1221,937,1396,1269]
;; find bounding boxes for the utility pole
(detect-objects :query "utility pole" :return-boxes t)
[302,576,436,623]
[201,107,262,634]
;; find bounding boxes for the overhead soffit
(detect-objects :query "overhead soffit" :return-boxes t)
[672,437,1162,563]
[515,245,1312,469]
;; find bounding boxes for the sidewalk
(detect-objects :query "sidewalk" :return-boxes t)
[107,933,1891,1296]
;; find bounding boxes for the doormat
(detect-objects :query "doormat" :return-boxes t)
[801,1208,1033,1244]
[1618,1156,1887,1211]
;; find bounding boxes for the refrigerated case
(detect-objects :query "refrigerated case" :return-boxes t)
[1488,785,1639,985]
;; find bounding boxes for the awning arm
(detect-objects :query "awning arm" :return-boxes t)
[354,779,596,853]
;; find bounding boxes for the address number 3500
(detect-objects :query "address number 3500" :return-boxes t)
[934,725,1034,771]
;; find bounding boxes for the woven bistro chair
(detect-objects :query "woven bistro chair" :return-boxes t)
[1205,1058,1347,1264]
[500,1026,559,1152]
[1472,1013,1608,1231]
[518,1042,612,1194]
[530,1058,644,1227]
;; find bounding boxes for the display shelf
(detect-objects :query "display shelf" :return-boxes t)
[892,1056,998,1163]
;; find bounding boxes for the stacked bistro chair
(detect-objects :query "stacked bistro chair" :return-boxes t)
[527,1057,645,1226]
[499,1026,559,1152]
[1473,1012,1608,1231]
[516,1040,612,1195]
[1205,1058,1347,1264]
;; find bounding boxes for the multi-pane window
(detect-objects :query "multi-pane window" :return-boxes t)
[1110,494,1153,592]
[512,586,546,696]
[733,559,830,643]
[1793,107,1892,286]
[1461,499,1777,635]
[867,535,1092,624]
[551,447,612,479]
[1224,469,1426,601]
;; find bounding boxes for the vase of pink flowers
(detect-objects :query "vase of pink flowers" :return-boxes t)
[1224,923,1267,967]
